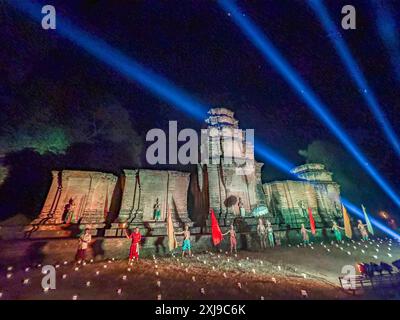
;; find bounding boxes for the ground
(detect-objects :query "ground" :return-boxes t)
[0,237,399,300]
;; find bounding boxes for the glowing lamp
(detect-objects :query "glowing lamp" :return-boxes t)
[379,211,389,219]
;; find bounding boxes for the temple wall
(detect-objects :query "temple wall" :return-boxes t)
[32,170,117,226]
[263,180,341,227]
[119,169,191,223]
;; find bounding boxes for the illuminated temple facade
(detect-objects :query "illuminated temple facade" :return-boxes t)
[25,108,342,239]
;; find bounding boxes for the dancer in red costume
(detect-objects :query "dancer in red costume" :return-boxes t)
[124,225,142,264]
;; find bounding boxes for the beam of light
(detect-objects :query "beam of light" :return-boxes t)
[309,0,400,159]
[218,0,400,209]
[342,199,400,241]
[371,0,400,84]
[254,138,294,173]
[8,1,208,121]
[10,1,400,240]
[9,0,295,181]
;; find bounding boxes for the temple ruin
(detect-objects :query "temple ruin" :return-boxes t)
[24,108,342,246]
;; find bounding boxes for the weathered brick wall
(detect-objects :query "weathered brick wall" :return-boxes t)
[263,180,341,227]
[119,169,191,223]
[33,170,117,225]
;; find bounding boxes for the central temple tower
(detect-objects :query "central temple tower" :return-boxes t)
[198,108,265,219]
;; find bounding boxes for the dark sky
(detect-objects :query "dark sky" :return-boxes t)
[1,0,400,216]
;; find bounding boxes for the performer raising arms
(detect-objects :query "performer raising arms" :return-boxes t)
[332,221,344,242]
[223,224,237,254]
[176,224,192,257]
[357,220,369,241]
[124,225,142,264]
[300,223,312,245]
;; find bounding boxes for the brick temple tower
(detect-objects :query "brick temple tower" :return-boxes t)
[197,108,265,222]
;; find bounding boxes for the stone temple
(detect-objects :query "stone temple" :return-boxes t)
[24,108,342,251]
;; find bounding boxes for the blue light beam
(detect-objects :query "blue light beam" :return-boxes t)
[11,1,400,240]
[309,0,400,159]
[371,0,400,84]
[9,1,208,121]
[218,0,400,209]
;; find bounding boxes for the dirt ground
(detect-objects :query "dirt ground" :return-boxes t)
[0,237,399,300]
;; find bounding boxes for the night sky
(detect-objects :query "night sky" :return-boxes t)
[1,0,399,220]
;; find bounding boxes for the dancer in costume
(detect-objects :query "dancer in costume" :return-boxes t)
[357,220,369,240]
[176,224,192,257]
[75,228,92,264]
[300,223,311,245]
[223,224,237,254]
[257,218,267,249]
[238,198,245,217]
[124,226,142,264]
[332,221,344,242]
[266,220,275,248]
[153,198,161,221]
